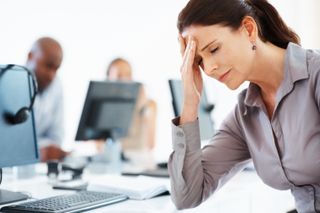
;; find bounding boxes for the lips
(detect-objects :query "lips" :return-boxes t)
[218,70,231,82]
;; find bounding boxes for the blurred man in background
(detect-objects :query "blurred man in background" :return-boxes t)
[26,37,68,162]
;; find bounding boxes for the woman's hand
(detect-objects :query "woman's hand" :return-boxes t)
[179,35,203,124]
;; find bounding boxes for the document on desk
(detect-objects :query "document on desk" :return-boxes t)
[87,175,170,200]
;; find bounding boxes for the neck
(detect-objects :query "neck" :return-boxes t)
[248,42,286,98]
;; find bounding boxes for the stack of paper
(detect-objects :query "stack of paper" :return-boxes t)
[87,175,170,200]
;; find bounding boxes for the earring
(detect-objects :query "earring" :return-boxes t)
[251,41,257,51]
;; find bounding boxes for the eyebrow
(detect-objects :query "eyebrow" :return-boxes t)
[200,39,217,52]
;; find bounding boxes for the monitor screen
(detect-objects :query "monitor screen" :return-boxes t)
[0,65,39,168]
[168,79,214,140]
[75,81,141,141]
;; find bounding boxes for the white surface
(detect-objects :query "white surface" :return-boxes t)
[0,164,295,213]
[88,175,169,200]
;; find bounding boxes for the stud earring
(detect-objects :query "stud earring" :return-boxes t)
[252,45,257,50]
[251,42,257,51]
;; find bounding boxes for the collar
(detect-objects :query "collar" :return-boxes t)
[243,42,309,114]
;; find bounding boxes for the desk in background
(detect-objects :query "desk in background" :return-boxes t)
[0,163,294,213]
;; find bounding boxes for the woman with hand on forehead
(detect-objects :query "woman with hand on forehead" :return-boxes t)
[168,0,320,212]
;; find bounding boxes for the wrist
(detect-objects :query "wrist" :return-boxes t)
[180,106,198,125]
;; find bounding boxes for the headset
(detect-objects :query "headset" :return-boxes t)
[0,64,38,125]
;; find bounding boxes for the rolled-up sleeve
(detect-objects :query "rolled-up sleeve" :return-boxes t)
[168,109,251,210]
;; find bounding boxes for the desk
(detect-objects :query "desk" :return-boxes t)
[0,164,295,213]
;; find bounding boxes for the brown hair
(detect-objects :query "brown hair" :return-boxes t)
[106,57,130,78]
[178,0,300,49]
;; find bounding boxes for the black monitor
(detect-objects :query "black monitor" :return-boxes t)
[168,79,215,140]
[75,81,141,141]
[0,65,39,204]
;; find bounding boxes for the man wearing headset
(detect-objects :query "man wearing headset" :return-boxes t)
[26,37,67,162]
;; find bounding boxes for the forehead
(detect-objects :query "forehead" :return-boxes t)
[39,44,63,64]
[111,61,130,69]
[182,25,234,48]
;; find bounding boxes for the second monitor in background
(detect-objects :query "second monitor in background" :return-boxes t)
[75,81,141,141]
[168,79,215,141]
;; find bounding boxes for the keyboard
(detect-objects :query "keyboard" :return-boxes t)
[1,191,128,213]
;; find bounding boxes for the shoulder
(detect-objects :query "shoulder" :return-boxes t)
[304,48,320,96]
[306,49,320,105]
[306,48,320,79]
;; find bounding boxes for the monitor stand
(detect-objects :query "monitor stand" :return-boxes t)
[0,169,29,205]
[0,189,29,205]
[89,137,121,162]
[87,137,122,174]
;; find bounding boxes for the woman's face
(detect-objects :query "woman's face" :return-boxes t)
[108,61,132,81]
[182,24,256,90]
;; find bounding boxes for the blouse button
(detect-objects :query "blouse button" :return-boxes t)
[176,131,184,137]
[178,143,185,149]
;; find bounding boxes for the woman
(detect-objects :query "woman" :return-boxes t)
[106,58,157,153]
[168,0,320,212]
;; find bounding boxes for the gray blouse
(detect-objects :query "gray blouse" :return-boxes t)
[168,43,320,213]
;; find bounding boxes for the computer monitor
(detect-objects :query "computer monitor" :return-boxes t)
[168,79,215,140]
[75,81,141,141]
[0,65,39,204]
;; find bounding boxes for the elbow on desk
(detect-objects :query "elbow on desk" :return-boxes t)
[171,192,203,210]
[168,163,208,209]
[170,174,217,210]
[170,186,206,210]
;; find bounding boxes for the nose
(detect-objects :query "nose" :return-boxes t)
[203,60,218,76]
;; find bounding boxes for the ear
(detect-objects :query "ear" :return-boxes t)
[27,52,33,61]
[241,16,258,41]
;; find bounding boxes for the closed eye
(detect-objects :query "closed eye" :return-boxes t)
[210,47,219,54]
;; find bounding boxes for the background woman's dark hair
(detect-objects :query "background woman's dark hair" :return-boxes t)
[178,0,300,49]
[106,57,130,77]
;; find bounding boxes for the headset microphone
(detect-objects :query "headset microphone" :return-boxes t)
[0,64,38,125]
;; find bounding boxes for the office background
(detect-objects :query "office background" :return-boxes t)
[0,0,319,162]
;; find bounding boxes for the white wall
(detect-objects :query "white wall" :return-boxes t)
[269,0,320,49]
[0,0,319,162]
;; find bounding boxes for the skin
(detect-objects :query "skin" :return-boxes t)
[108,60,133,81]
[179,16,286,124]
[26,37,63,92]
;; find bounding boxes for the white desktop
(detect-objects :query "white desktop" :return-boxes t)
[0,162,295,213]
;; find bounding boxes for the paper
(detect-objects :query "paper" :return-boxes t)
[87,175,170,200]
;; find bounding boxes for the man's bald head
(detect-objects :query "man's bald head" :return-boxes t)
[27,37,63,91]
